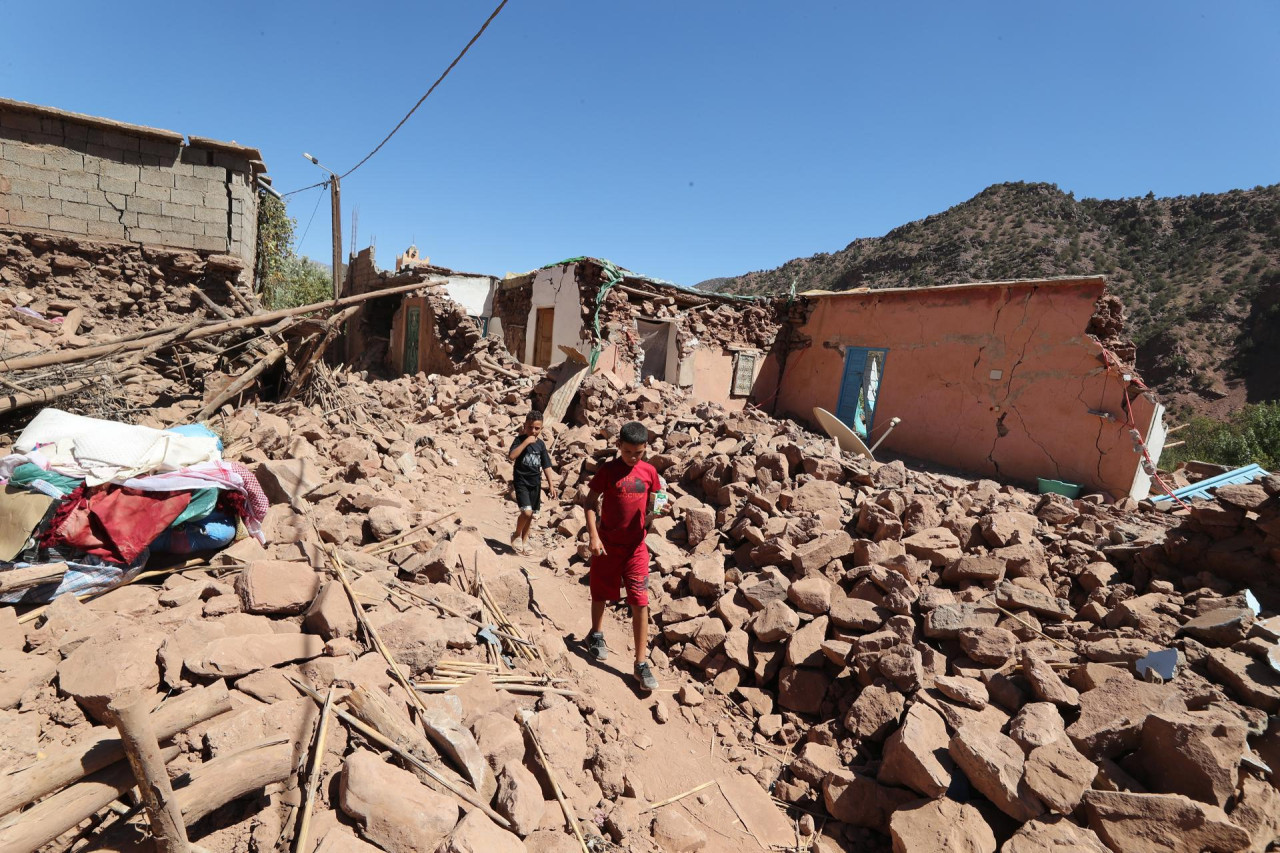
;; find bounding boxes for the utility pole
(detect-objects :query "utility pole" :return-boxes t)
[304,153,342,300]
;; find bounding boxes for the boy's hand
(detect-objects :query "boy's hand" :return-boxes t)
[548,484,559,500]
[589,535,605,558]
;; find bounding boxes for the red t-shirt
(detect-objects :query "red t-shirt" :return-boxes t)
[588,458,661,547]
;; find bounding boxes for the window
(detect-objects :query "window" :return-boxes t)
[732,351,758,397]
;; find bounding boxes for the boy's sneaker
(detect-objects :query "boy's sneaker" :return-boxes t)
[587,631,608,661]
[634,660,658,692]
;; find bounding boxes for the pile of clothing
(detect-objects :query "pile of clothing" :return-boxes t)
[0,409,268,603]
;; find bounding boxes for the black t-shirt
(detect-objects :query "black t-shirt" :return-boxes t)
[510,436,553,486]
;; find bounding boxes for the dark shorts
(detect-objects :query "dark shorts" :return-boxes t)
[514,479,541,514]
[589,543,650,607]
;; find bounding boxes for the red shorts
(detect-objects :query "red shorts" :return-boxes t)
[589,543,650,607]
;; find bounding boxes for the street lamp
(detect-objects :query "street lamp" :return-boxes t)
[302,153,342,301]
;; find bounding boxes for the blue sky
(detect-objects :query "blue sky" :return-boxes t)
[4,2,1278,285]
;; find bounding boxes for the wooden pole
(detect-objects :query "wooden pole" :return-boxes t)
[0,368,143,415]
[330,176,343,301]
[0,746,180,853]
[108,696,193,853]
[0,279,446,374]
[639,780,717,813]
[188,343,287,423]
[0,680,232,818]
[359,509,459,553]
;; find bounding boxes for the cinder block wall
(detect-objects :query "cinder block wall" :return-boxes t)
[0,102,261,267]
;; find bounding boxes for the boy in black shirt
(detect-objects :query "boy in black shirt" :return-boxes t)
[508,410,557,554]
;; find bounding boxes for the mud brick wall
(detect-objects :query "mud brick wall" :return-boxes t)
[0,101,261,267]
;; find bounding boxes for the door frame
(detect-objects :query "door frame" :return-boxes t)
[835,346,888,439]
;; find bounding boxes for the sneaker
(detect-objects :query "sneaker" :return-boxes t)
[634,660,658,692]
[587,631,608,661]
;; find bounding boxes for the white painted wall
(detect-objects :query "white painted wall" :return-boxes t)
[1129,400,1168,500]
[523,265,585,366]
[442,275,496,319]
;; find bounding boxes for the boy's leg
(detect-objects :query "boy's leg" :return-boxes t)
[590,600,607,634]
[630,604,648,663]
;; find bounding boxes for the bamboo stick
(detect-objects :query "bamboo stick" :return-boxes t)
[189,342,287,423]
[0,367,143,415]
[285,677,512,829]
[359,509,459,553]
[415,683,581,698]
[519,711,590,853]
[639,780,717,813]
[390,582,535,647]
[293,688,334,853]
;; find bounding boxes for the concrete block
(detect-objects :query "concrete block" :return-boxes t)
[0,209,8,224]
[59,200,101,220]
[133,182,169,201]
[169,187,202,206]
[169,162,194,177]
[16,130,60,146]
[4,176,48,197]
[121,211,138,227]
[80,156,101,175]
[174,173,213,192]
[126,195,162,215]
[39,117,63,135]
[84,143,127,162]
[195,205,225,224]
[202,192,226,210]
[8,209,48,228]
[1,142,45,166]
[138,168,175,188]
[50,184,88,203]
[102,191,126,209]
[205,221,229,236]
[0,111,42,133]
[168,232,197,249]
[48,214,89,234]
[175,216,205,236]
[191,163,223,181]
[98,175,136,195]
[161,201,196,219]
[139,137,181,159]
[44,149,84,171]
[58,170,98,190]
[130,228,164,244]
[135,212,168,231]
[0,193,20,211]
[99,161,141,182]
[83,189,111,208]
[86,219,126,239]
[195,234,226,252]
[63,122,89,141]
[23,196,63,215]
[101,131,140,152]
[15,162,58,183]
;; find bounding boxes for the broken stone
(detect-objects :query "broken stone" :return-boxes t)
[1205,648,1280,712]
[787,576,833,614]
[0,649,56,710]
[340,749,460,853]
[934,675,988,709]
[980,511,1038,547]
[254,458,323,510]
[844,684,905,741]
[1024,737,1096,814]
[778,666,830,715]
[1139,710,1248,808]
[957,626,1017,667]
[235,560,320,615]
[651,807,707,852]
[1008,702,1066,753]
[688,557,725,597]
[186,633,325,679]
[494,763,544,837]
[888,797,996,853]
[752,599,800,642]
[58,632,162,721]
[437,809,524,853]
[1180,607,1255,646]
[304,581,358,639]
[902,527,962,565]
[1003,817,1110,853]
[1022,655,1080,708]
[379,611,449,676]
[785,615,829,668]
[941,554,1006,584]
[878,702,953,797]
[1066,674,1186,758]
[822,768,916,834]
[829,595,885,631]
[948,724,1044,822]
[1083,790,1251,853]
[877,644,924,693]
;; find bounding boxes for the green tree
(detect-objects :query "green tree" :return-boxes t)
[256,194,334,309]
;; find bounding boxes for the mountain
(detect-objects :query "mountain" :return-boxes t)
[705,182,1280,419]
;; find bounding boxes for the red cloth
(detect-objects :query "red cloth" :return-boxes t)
[589,543,650,607]
[47,486,191,564]
[588,458,660,548]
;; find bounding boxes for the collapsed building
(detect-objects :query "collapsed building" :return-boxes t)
[762,277,1167,501]
[493,257,783,411]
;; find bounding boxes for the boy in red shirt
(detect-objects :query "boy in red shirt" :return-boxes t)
[584,421,663,692]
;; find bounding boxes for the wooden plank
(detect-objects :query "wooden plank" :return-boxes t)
[543,361,589,427]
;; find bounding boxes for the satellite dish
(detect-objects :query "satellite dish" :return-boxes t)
[813,407,873,460]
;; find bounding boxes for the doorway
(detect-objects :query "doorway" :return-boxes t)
[836,347,888,439]
[533,307,555,367]
[637,320,672,382]
[402,306,421,375]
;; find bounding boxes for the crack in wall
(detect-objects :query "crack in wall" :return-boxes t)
[1075,370,1108,485]
[103,194,131,242]
[1007,402,1064,480]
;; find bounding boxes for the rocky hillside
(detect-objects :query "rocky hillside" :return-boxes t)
[704,183,1280,419]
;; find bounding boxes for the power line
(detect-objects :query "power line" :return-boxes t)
[296,181,327,247]
[278,0,509,196]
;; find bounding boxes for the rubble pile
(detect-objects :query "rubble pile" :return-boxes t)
[0,372,661,853]
[0,228,251,339]
[505,380,1279,852]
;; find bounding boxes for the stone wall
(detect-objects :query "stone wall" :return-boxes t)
[0,99,265,268]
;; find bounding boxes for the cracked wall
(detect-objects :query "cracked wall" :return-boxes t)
[771,276,1163,498]
[0,100,262,267]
